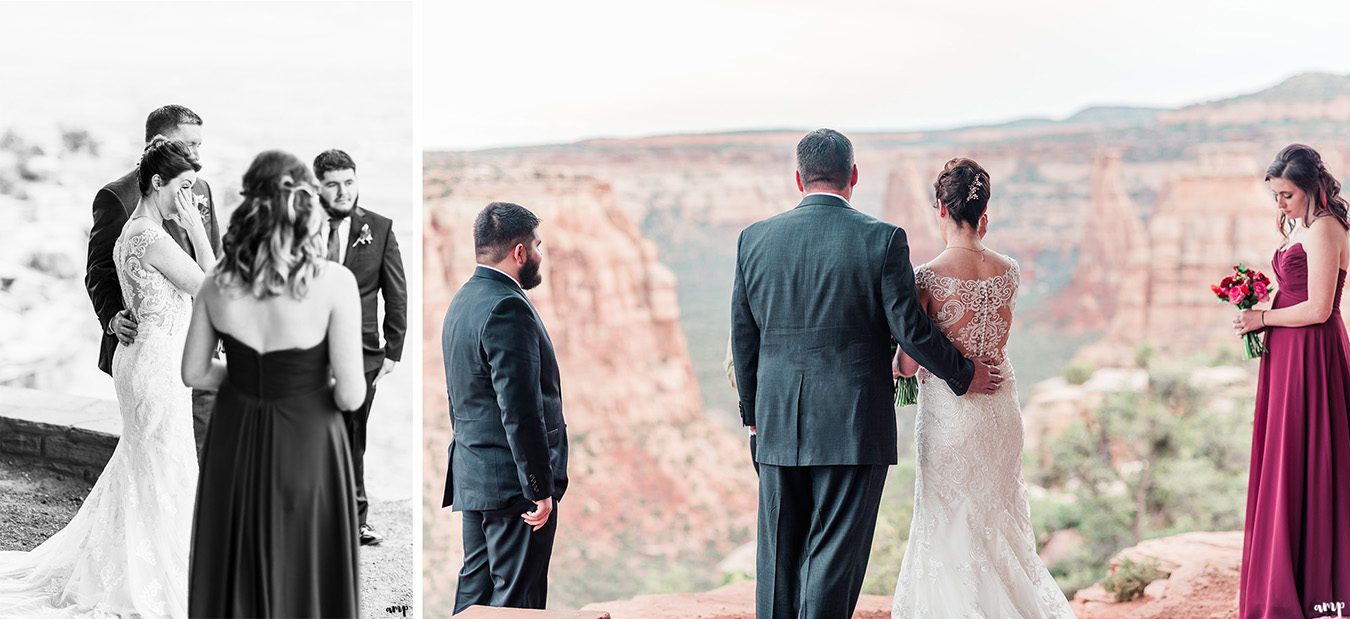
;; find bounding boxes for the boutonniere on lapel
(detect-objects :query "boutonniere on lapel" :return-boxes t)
[352,223,373,248]
[193,193,210,220]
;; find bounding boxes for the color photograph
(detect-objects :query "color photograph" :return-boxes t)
[422,1,1350,617]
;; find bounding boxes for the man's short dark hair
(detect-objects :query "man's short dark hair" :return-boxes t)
[314,149,357,180]
[474,202,540,262]
[796,128,854,189]
[145,105,202,143]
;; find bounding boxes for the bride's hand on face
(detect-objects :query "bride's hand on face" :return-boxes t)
[171,188,205,231]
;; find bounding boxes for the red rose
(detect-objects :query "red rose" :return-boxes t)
[1254,280,1269,301]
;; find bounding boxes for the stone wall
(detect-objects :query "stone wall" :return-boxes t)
[0,386,118,482]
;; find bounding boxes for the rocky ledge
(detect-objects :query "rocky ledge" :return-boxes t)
[578,532,1244,619]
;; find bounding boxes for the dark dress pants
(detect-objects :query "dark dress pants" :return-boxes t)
[345,367,379,526]
[452,500,557,614]
[756,464,888,619]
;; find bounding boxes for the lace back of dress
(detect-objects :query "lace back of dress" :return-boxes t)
[915,259,1019,363]
[114,226,184,336]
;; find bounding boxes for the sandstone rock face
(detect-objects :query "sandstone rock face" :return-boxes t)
[1097,145,1280,357]
[1070,531,1242,619]
[880,156,945,262]
[1057,149,1146,332]
[422,167,758,611]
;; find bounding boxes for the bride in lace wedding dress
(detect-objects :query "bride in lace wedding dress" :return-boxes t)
[0,137,215,618]
[891,159,1073,618]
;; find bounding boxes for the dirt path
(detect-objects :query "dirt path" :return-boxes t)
[0,458,87,551]
[362,499,416,618]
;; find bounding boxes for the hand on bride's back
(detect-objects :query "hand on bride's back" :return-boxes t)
[966,357,1003,395]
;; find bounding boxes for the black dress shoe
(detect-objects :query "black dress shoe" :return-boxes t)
[360,523,383,546]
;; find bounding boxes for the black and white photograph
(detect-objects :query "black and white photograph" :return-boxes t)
[0,2,416,617]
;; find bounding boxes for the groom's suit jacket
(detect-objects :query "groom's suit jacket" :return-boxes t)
[337,205,407,374]
[731,193,974,466]
[442,266,569,512]
[85,168,220,376]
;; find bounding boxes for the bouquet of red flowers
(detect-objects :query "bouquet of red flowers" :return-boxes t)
[1211,263,1274,359]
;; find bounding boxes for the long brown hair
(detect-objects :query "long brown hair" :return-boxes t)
[1265,144,1350,240]
[214,151,327,299]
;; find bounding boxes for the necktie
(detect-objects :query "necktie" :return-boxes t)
[328,219,342,261]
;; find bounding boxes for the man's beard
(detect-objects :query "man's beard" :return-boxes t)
[320,195,357,219]
[519,254,543,290]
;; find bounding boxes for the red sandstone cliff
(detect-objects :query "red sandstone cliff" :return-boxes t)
[1056,149,1147,331]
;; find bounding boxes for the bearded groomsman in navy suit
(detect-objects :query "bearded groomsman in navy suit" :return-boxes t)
[315,149,407,546]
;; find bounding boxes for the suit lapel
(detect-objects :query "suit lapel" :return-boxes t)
[343,207,365,269]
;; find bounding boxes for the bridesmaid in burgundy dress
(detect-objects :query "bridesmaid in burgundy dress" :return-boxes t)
[1234,144,1350,618]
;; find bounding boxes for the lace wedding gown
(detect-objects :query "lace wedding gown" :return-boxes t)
[0,226,198,618]
[892,259,1073,618]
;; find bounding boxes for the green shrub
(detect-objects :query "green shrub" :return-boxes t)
[1101,558,1168,602]
[1063,361,1095,385]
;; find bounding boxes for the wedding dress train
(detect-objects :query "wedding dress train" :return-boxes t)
[0,226,197,618]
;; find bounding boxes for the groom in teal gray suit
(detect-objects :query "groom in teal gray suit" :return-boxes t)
[731,129,1003,618]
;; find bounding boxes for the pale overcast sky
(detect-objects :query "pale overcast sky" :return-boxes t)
[424,0,1350,150]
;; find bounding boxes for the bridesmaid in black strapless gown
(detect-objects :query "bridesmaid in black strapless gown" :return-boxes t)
[189,333,359,617]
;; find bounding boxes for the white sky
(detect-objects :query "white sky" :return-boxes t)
[424,0,1350,150]
[0,1,415,219]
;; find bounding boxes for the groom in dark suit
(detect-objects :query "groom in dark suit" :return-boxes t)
[314,149,407,546]
[441,202,568,613]
[731,129,1003,618]
[85,104,221,461]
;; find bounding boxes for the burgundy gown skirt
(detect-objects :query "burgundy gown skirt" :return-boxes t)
[1241,243,1350,618]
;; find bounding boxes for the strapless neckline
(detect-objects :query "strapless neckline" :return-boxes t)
[1274,242,1350,274]
[218,331,328,356]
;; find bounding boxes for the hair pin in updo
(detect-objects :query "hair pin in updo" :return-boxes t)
[967,176,983,202]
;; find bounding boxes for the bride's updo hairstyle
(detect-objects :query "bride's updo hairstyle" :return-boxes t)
[1265,144,1350,239]
[215,150,327,299]
[137,135,200,197]
[933,157,991,229]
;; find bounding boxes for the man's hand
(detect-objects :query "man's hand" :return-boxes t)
[111,309,138,345]
[966,357,1003,395]
[522,496,553,532]
[374,358,397,385]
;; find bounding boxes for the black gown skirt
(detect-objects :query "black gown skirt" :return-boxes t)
[189,333,359,618]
